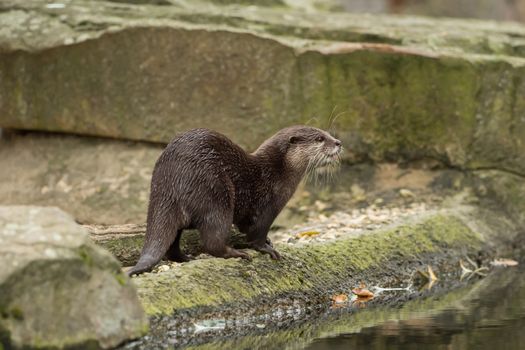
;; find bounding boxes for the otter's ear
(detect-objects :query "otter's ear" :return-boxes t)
[289,136,299,144]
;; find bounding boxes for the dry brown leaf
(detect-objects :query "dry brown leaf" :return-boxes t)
[491,258,519,267]
[352,295,374,306]
[296,231,320,238]
[459,260,471,273]
[352,282,374,298]
[352,289,374,298]
[331,294,349,304]
[421,279,438,291]
[427,265,438,281]
[417,265,439,282]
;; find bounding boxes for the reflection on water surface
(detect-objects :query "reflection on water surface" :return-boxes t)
[180,268,524,350]
[307,268,525,350]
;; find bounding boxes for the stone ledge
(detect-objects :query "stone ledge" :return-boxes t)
[129,208,497,316]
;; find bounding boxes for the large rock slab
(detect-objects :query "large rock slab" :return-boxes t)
[474,169,525,225]
[0,132,161,224]
[0,206,148,349]
[1,1,525,174]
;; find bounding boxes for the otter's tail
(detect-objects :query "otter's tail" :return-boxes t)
[127,206,179,276]
[127,252,163,276]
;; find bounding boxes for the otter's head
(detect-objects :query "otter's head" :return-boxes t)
[256,126,342,179]
[285,126,342,176]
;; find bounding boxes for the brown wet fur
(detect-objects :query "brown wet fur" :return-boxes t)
[128,126,342,275]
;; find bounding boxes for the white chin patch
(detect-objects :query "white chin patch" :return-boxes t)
[318,158,335,168]
[315,165,334,175]
[332,147,340,154]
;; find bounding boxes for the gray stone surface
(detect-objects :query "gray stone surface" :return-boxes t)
[0,132,161,224]
[1,0,525,175]
[0,205,148,349]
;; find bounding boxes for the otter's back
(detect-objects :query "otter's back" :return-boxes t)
[150,129,252,210]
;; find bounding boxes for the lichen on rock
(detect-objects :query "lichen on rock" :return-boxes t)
[132,210,487,316]
[0,206,148,349]
[1,0,525,175]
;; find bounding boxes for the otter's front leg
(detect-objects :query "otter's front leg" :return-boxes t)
[244,217,281,260]
[252,241,281,260]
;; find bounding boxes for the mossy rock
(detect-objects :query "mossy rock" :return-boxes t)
[132,210,494,316]
[1,0,525,175]
[0,206,148,349]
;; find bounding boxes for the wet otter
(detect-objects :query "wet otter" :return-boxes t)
[128,126,342,276]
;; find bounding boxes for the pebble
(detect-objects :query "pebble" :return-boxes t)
[399,188,416,199]
[157,265,170,272]
[314,200,328,211]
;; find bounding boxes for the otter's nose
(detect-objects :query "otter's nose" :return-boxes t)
[334,139,342,148]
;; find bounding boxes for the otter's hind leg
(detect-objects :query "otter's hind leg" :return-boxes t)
[127,210,181,276]
[198,213,251,260]
[165,230,190,262]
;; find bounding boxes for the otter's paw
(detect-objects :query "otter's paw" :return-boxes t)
[225,247,252,261]
[254,243,282,260]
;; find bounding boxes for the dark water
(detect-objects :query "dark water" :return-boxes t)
[305,268,525,350]
[182,268,524,350]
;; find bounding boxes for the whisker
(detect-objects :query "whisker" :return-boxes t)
[305,116,319,127]
[329,110,348,134]
[302,141,342,188]
[327,105,338,129]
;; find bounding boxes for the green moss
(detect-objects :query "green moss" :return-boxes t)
[464,62,525,174]
[114,272,128,286]
[134,213,483,315]
[77,246,94,267]
[298,50,481,165]
[475,170,525,225]
[140,322,150,336]
[97,235,144,266]
[9,307,23,321]
[0,304,7,320]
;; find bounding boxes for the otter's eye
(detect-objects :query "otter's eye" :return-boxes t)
[316,136,325,142]
[289,136,300,144]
